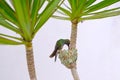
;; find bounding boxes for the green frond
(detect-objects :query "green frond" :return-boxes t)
[30,0,45,32]
[72,0,87,19]
[0,0,63,45]
[87,7,120,15]
[0,36,23,45]
[54,0,120,22]
[0,0,18,26]
[63,3,71,11]
[12,0,31,41]
[85,0,120,13]
[68,0,77,13]
[82,10,120,20]
[56,10,67,16]
[0,33,23,41]
[81,7,120,21]
[33,0,62,35]
[52,15,70,20]
[59,7,72,17]
[0,15,22,35]
[85,0,96,8]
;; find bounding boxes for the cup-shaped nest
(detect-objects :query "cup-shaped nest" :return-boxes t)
[59,49,77,69]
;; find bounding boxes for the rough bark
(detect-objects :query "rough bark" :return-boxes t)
[71,68,80,80]
[69,20,78,49]
[69,19,80,80]
[25,42,37,80]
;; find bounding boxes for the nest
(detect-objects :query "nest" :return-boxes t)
[58,49,78,69]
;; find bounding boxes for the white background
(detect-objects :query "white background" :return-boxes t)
[0,1,120,80]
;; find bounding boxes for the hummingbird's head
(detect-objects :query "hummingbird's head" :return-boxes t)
[64,39,70,46]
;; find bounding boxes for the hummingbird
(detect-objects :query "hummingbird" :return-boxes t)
[49,39,70,61]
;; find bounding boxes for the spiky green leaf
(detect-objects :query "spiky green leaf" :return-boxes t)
[0,0,18,25]
[0,33,23,41]
[30,0,46,32]
[85,0,96,8]
[0,36,23,45]
[85,0,120,13]
[34,0,62,34]
[0,15,22,35]
[82,10,120,20]
[12,0,31,41]
[52,15,70,20]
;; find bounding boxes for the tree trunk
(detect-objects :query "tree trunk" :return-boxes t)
[25,42,37,80]
[69,19,80,80]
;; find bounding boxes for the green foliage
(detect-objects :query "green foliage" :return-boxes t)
[0,0,62,45]
[53,0,120,22]
[0,0,120,45]
[0,36,23,45]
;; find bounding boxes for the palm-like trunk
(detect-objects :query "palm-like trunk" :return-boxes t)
[25,42,37,80]
[69,19,80,80]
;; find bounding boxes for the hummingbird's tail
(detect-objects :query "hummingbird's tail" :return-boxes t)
[49,48,58,61]
[49,49,57,58]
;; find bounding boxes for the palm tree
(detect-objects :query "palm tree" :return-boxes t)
[0,0,63,80]
[52,0,120,80]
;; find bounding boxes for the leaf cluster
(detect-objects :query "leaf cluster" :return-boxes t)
[53,0,120,22]
[0,0,62,45]
[0,0,120,45]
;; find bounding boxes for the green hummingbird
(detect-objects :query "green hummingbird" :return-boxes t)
[49,39,70,61]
